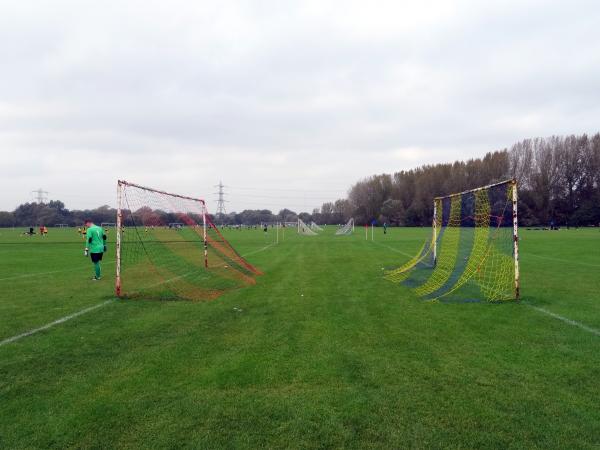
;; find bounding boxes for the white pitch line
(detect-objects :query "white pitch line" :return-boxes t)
[372,241,416,259]
[526,304,600,337]
[377,242,600,337]
[375,244,600,338]
[526,253,600,269]
[0,300,113,347]
[0,243,275,347]
[0,243,272,283]
[145,243,275,286]
[0,259,116,282]
[240,243,276,258]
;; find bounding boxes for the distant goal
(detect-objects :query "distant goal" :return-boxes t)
[115,180,262,301]
[385,179,519,302]
[298,218,317,236]
[335,218,354,235]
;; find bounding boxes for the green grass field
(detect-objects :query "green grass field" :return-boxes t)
[1,226,599,449]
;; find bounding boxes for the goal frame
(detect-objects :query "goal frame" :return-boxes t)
[431,179,520,300]
[115,180,208,297]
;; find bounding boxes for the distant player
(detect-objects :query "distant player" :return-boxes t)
[383,222,388,235]
[83,219,107,280]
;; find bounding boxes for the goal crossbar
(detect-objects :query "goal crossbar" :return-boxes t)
[118,180,206,205]
[434,179,515,200]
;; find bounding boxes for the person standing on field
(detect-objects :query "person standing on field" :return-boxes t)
[83,219,107,280]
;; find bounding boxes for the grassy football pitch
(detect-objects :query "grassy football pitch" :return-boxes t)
[1,226,599,448]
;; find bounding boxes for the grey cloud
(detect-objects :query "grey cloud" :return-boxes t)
[1,0,599,212]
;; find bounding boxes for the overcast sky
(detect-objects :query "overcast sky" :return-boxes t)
[1,0,599,213]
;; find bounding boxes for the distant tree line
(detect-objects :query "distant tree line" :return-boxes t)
[321,133,600,227]
[2,133,598,228]
[0,201,118,228]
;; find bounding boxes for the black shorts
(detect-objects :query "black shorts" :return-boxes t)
[90,252,104,263]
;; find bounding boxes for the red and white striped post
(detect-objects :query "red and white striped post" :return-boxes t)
[115,180,123,297]
[203,201,208,269]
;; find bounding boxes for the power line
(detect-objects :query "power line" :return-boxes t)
[31,188,49,204]
[213,181,228,217]
[230,193,336,200]
[229,185,346,193]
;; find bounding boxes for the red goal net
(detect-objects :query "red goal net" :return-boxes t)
[115,181,261,301]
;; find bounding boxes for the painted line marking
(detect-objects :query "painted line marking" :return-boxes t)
[526,253,600,269]
[241,243,276,257]
[372,241,418,259]
[526,304,600,337]
[0,259,116,282]
[0,300,113,347]
[376,243,600,337]
[0,240,272,282]
[0,243,275,347]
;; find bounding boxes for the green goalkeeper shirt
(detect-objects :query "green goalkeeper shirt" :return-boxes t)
[86,224,106,254]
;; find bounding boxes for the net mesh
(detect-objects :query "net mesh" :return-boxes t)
[335,218,354,235]
[117,182,261,301]
[384,181,517,302]
[298,219,318,236]
[310,221,323,232]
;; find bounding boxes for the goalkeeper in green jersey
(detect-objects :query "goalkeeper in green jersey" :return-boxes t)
[83,219,107,280]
